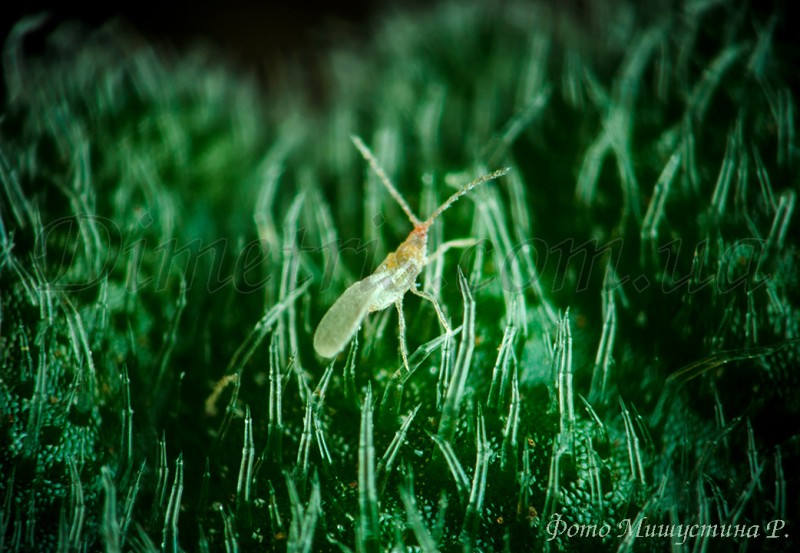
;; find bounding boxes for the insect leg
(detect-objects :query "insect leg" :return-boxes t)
[426,238,480,265]
[410,287,452,335]
[394,299,411,372]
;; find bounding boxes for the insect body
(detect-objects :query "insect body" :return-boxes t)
[313,136,509,370]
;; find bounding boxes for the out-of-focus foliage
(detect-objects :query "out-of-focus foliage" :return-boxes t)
[1,1,798,551]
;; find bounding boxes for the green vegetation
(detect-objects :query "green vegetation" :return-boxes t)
[1,1,797,551]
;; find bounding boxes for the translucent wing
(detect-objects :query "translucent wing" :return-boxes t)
[313,272,391,358]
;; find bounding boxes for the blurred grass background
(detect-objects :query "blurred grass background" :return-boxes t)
[1,0,798,551]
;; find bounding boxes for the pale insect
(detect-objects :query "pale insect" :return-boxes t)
[313,135,509,371]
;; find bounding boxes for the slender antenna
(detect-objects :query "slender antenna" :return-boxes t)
[424,167,510,227]
[351,135,422,227]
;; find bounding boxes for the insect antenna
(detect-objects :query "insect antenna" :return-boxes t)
[351,135,422,227]
[423,167,511,227]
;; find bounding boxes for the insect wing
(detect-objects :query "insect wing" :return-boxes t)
[313,272,391,358]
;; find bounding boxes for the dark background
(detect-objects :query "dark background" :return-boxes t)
[0,1,383,105]
[1,2,375,64]
[3,1,797,95]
